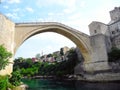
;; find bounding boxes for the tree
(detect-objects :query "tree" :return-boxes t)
[36,54,41,60]
[47,54,52,57]
[9,70,22,86]
[0,45,12,70]
[60,48,64,56]
[108,47,120,62]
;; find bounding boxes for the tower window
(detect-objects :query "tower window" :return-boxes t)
[116,29,119,32]
[112,31,115,34]
[94,30,97,33]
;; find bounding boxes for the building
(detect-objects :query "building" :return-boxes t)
[89,6,120,53]
[109,7,120,49]
[62,46,70,54]
[32,57,40,62]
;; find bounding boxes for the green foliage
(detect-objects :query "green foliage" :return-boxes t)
[108,47,120,62]
[60,48,64,55]
[35,54,41,59]
[0,76,8,90]
[47,54,53,57]
[56,71,65,77]
[14,48,79,78]
[9,70,22,86]
[21,66,39,77]
[0,45,12,70]
[13,58,33,71]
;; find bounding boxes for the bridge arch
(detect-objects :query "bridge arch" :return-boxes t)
[15,23,91,63]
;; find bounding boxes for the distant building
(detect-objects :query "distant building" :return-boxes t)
[32,57,38,62]
[62,46,70,54]
[38,46,72,63]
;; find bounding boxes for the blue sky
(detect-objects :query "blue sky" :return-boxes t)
[0,0,120,58]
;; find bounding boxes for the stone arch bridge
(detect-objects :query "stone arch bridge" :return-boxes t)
[0,14,109,75]
[15,22,91,63]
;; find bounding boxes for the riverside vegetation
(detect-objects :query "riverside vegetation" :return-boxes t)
[13,47,120,79]
[0,45,22,90]
[13,48,80,79]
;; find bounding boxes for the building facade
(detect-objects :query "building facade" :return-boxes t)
[89,7,120,52]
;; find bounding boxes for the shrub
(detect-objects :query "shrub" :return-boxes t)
[108,47,120,62]
[0,76,8,90]
[0,45,12,70]
[9,70,22,86]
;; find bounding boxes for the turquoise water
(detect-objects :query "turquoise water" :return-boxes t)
[22,79,75,90]
[22,79,120,90]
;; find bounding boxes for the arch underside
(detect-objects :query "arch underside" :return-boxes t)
[15,24,91,63]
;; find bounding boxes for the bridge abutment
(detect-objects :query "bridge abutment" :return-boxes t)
[0,14,15,75]
[84,24,111,72]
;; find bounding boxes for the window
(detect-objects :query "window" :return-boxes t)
[116,29,119,32]
[94,30,97,33]
[112,31,115,34]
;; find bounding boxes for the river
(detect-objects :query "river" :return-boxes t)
[22,79,120,90]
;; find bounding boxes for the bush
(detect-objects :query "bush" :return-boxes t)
[56,71,64,77]
[0,76,8,90]
[9,70,22,86]
[108,47,120,62]
[0,45,12,70]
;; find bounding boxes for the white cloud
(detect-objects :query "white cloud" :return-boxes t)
[26,7,34,13]
[48,12,54,16]
[48,12,64,17]
[6,13,20,20]
[90,0,118,24]
[13,8,20,12]
[36,0,77,8]
[67,12,81,20]
[6,0,21,4]
[63,9,74,14]
[63,0,86,14]
[3,5,9,9]
[80,1,86,8]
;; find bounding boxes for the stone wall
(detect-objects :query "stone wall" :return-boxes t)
[110,7,120,22]
[74,47,84,74]
[90,34,108,62]
[89,21,110,36]
[81,34,110,72]
[108,21,120,38]
[108,21,120,49]
[84,72,120,81]
[0,14,15,75]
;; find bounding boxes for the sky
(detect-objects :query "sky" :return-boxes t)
[0,0,120,58]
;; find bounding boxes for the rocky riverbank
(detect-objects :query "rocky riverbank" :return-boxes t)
[8,84,28,90]
[23,72,120,82]
[76,72,120,82]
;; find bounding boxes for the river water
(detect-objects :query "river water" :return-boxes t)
[22,79,120,90]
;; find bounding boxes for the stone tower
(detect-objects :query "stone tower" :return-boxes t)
[110,7,120,22]
[109,7,120,48]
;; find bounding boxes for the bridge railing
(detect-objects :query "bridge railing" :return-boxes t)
[15,21,89,37]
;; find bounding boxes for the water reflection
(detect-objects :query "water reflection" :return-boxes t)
[22,79,120,90]
[76,81,120,90]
